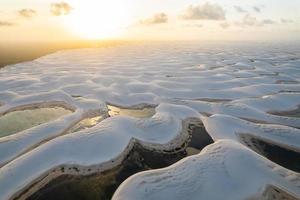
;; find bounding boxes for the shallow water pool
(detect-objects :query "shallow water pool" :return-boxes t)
[68,116,104,133]
[0,107,72,137]
[108,105,155,118]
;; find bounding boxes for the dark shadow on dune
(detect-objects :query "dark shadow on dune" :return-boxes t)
[26,124,213,200]
[195,98,231,103]
[275,80,299,84]
[269,106,300,118]
[261,185,299,200]
[186,124,214,156]
[239,134,300,173]
[26,144,187,200]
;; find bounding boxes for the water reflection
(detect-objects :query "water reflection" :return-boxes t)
[67,105,155,134]
[107,105,155,118]
[68,116,104,133]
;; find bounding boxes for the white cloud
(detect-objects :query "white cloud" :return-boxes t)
[0,20,14,26]
[220,22,230,29]
[50,2,73,16]
[18,9,37,18]
[253,6,261,13]
[139,13,168,25]
[261,19,275,25]
[181,3,226,20]
[236,14,276,27]
[234,6,247,13]
[238,14,258,26]
[182,23,203,28]
[281,18,293,24]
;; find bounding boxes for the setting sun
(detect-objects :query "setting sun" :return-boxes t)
[64,1,133,39]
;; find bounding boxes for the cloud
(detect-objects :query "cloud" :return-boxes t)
[281,18,293,24]
[236,14,276,27]
[181,3,226,20]
[139,13,168,25]
[219,22,230,29]
[253,6,261,13]
[237,14,258,26]
[18,9,37,18]
[261,19,275,25]
[234,6,247,13]
[182,23,203,28]
[50,2,73,16]
[0,20,15,26]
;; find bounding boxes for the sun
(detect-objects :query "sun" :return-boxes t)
[64,1,132,39]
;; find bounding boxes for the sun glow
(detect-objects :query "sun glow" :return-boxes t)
[64,1,133,39]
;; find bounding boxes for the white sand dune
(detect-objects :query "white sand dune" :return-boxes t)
[113,140,300,200]
[0,42,299,200]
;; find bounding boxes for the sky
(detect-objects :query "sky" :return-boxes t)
[0,0,299,42]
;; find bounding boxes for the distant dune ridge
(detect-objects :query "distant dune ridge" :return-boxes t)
[0,40,126,68]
